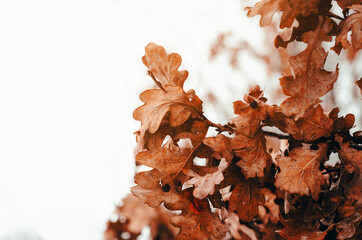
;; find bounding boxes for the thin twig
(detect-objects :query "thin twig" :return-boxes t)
[327,12,345,21]
[262,130,291,140]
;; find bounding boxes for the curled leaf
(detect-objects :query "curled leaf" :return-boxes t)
[184,158,228,199]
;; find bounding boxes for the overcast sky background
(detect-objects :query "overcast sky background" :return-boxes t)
[0,0,360,240]
[0,0,261,239]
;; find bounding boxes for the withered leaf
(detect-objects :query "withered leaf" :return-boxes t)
[131,169,186,210]
[133,85,203,143]
[277,226,328,240]
[246,0,320,28]
[231,131,271,178]
[171,207,227,240]
[258,188,280,224]
[225,213,258,240]
[184,158,228,199]
[334,5,362,53]
[336,212,362,239]
[142,42,188,88]
[203,134,233,161]
[275,144,327,200]
[280,17,338,118]
[136,147,192,176]
[296,104,334,142]
[232,86,268,137]
[336,135,362,173]
[228,179,265,222]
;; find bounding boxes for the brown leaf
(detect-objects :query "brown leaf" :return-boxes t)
[336,135,362,173]
[232,86,268,137]
[336,212,362,239]
[280,17,338,118]
[259,188,280,224]
[275,144,327,200]
[133,85,203,147]
[142,43,188,88]
[246,0,320,28]
[277,225,328,240]
[131,169,186,210]
[171,207,227,240]
[231,131,271,178]
[296,104,334,142]
[184,158,228,199]
[265,107,303,140]
[136,147,192,176]
[334,5,362,53]
[225,213,258,240]
[228,179,265,222]
[203,134,234,162]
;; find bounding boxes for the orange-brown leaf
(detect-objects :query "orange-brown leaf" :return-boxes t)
[232,87,268,138]
[142,43,188,88]
[336,135,362,173]
[296,105,334,142]
[228,179,265,222]
[231,131,271,178]
[133,86,203,144]
[280,17,338,118]
[184,158,228,199]
[275,144,327,200]
[246,0,320,28]
[203,134,233,162]
[171,207,227,240]
[136,147,192,176]
[334,5,362,53]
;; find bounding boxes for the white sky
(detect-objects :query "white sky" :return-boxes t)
[0,1,360,240]
[0,0,265,239]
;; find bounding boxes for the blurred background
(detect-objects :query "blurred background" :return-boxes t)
[0,0,360,239]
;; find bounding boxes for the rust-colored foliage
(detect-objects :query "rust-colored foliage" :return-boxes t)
[110,1,362,239]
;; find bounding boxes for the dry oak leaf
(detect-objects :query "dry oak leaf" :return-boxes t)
[329,108,355,133]
[275,143,327,200]
[336,135,362,173]
[142,42,188,89]
[131,170,186,210]
[334,4,362,53]
[203,134,233,162]
[232,86,268,138]
[225,213,258,240]
[296,104,334,142]
[228,179,265,222]
[246,0,320,28]
[231,131,271,178]
[133,85,203,142]
[116,194,158,234]
[138,118,208,152]
[184,158,228,199]
[280,17,338,118]
[258,188,280,224]
[136,146,192,176]
[276,225,328,240]
[265,106,303,140]
[171,207,227,240]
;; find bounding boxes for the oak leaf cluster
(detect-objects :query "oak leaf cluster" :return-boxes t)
[108,0,362,239]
